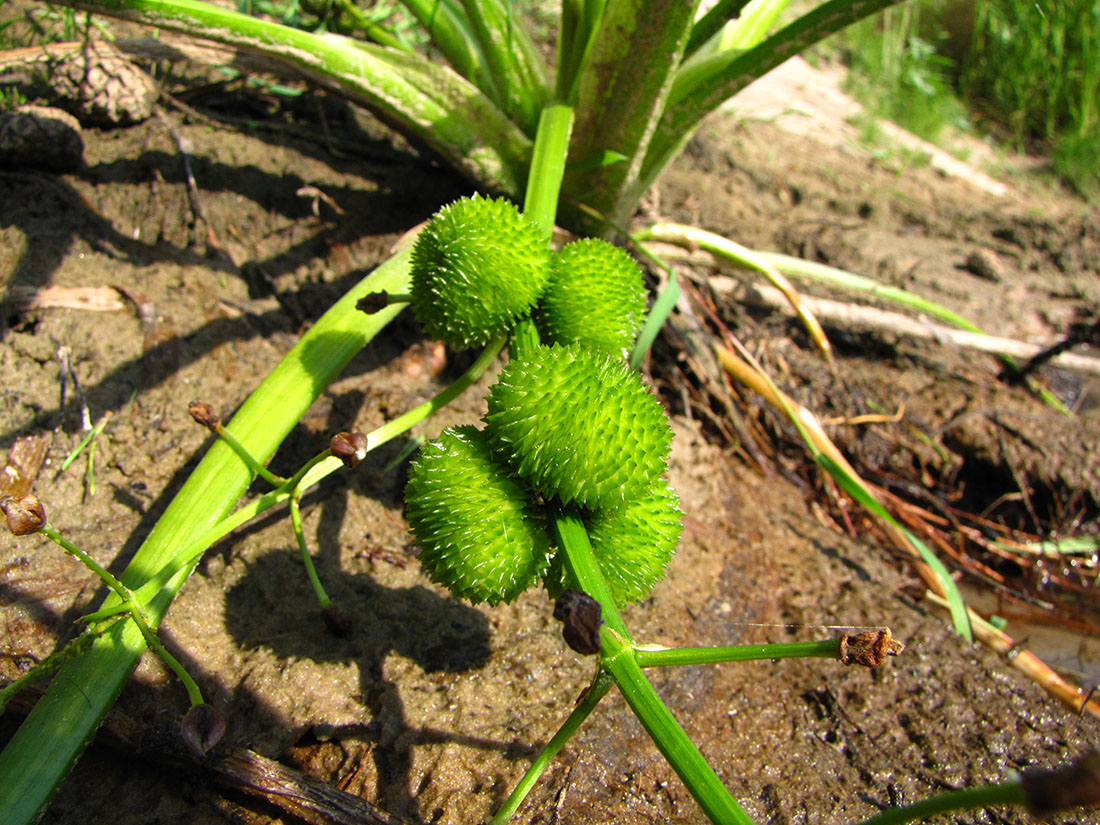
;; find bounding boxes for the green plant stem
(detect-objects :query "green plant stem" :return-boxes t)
[357,332,506,451]
[685,0,754,57]
[550,505,755,825]
[856,781,1025,825]
[630,265,681,370]
[491,671,614,824]
[523,102,574,238]
[0,246,414,825]
[0,630,98,714]
[550,505,629,638]
[39,523,136,608]
[131,618,205,708]
[600,630,756,825]
[330,0,409,51]
[38,525,208,707]
[290,490,332,608]
[635,639,841,667]
[93,332,506,622]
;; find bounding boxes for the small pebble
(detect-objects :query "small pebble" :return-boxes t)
[0,105,84,172]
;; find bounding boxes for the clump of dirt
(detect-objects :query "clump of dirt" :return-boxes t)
[2,42,1100,825]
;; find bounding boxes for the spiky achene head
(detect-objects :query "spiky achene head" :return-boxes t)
[409,194,551,348]
[545,477,682,604]
[536,238,647,359]
[484,344,672,511]
[404,426,552,605]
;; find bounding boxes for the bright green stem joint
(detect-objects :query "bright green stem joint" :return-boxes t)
[550,505,753,825]
[40,524,206,708]
[600,630,756,825]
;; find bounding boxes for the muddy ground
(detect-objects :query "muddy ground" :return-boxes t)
[2,39,1100,825]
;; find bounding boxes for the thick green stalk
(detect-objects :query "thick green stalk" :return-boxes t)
[551,507,755,825]
[523,103,575,237]
[0,248,414,825]
[561,0,698,235]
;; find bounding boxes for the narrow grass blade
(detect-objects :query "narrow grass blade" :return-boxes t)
[715,345,972,641]
[817,452,971,641]
[638,222,833,362]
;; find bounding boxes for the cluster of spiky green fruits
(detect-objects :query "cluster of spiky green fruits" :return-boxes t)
[404,195,681,606]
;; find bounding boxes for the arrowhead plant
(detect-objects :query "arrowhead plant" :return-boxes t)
[3,2,1050,825]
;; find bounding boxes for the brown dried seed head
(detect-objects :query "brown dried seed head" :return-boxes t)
[0,493,47,535]
[1022,751,1100,815]
[839,628,904,667]
[330,431,368,468]
[188,401,220,430]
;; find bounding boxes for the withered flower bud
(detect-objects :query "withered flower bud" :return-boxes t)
[839,628,904,667]
[356,292,389,315]
[330,431,368,469]
[1,493,47,536]
[1022,751,1100,815]
[188,401,220,431]
[553,589,603,655]
[181,703,226,758]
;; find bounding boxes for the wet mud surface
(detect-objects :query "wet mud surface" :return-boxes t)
[2,49,1100,825]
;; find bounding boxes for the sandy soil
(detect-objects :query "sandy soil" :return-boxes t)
[2,34,1099,825]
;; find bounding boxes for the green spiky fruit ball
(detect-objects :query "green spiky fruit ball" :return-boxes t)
[484,344,672,510]
[409,194,551,348]
[537,238,648,358]
[404,426,552,605]
[546,477,683,603]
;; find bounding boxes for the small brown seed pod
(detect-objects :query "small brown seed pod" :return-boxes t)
[0,493,46,536]
[330,431,368,468]
[188,401,220,430]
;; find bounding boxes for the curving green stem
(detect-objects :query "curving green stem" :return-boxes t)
[856,782,1025,825]
[39,524,207,708]
[290,489,333,609]
[210,422,286,487]
[550,505,755,825]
